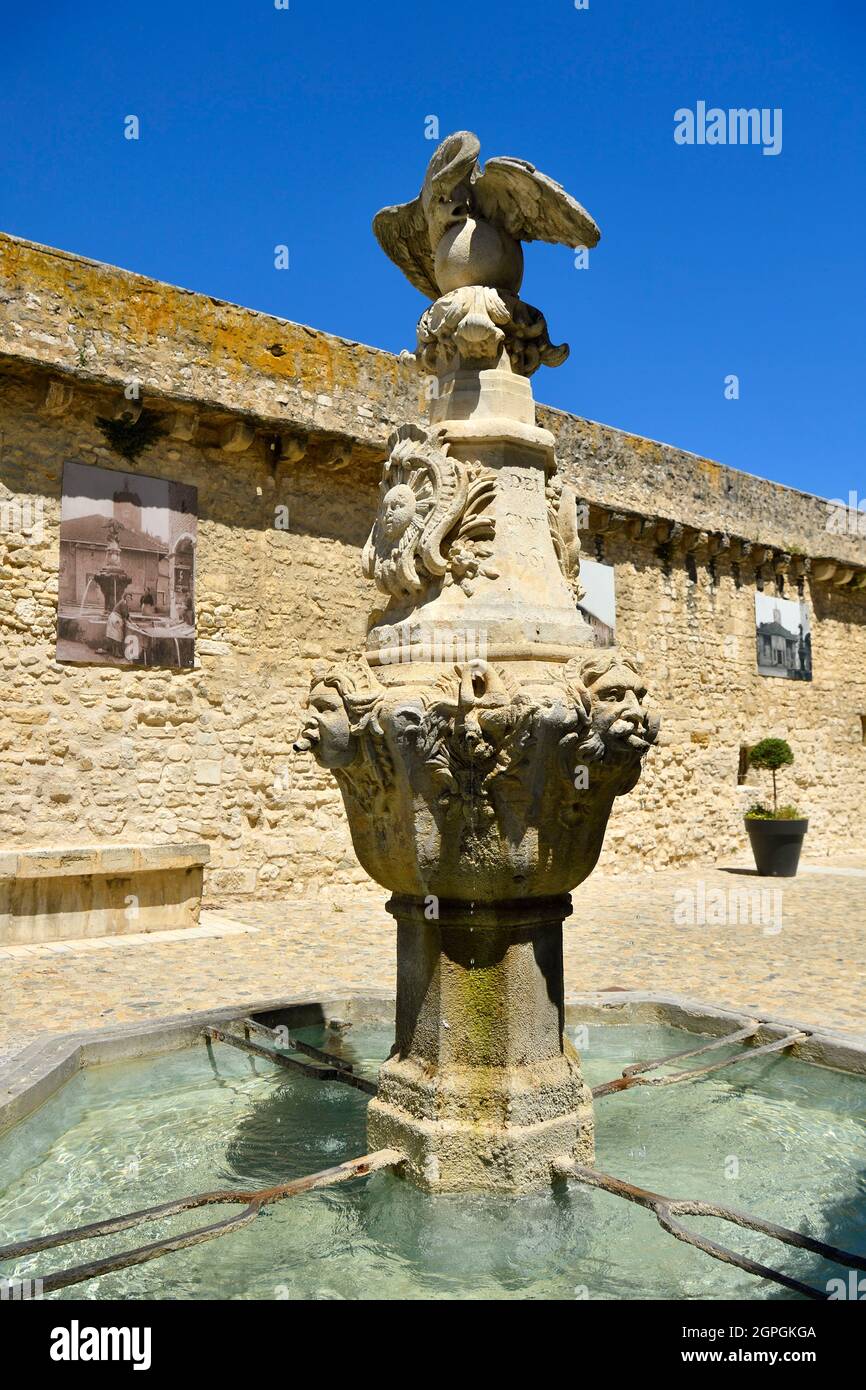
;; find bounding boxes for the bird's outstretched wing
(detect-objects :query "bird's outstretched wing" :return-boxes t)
[474,157,601,249]
[372,198,439,300]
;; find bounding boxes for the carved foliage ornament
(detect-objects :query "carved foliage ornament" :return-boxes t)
[547,475,585,603]
[361,423,499,600]
[416,286,569,377]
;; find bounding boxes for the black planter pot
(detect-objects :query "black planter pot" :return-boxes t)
[745,817,809,877]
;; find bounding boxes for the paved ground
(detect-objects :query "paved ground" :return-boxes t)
[1,857,864,1064]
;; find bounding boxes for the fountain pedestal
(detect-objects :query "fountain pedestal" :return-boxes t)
[367,895,593,1192]
[294,131,660,1192]
[94,526,132,612]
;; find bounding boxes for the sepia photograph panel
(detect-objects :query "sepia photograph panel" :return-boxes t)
[56,461,197,669]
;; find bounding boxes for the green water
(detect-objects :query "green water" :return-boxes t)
[0,1023,863,1300]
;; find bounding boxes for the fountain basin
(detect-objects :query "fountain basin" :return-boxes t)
[0,993,863,1300]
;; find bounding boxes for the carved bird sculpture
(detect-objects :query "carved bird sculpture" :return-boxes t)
[373,130,600,300]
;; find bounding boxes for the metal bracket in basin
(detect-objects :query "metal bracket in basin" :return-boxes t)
[0,1149,404,1295]
[1,1015,862,1301]
[592,1025,809,1097]
[553,1160,866,1302]
[204,1021,377,1095]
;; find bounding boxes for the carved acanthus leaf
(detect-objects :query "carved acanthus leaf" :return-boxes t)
[416,286,568,377]
[547,475,584,603]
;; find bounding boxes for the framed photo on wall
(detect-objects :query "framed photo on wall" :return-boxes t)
[56,461,197,669]
[578,557,616,648]
[754,591,812,681]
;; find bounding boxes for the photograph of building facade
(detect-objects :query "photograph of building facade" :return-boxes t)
[578,557,616,647]
[754,591,812,680]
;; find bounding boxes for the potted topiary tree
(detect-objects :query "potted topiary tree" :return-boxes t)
[744,737,808,876]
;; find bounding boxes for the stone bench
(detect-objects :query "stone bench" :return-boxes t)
[0,843,210,945]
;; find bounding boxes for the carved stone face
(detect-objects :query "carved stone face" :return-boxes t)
[295,683,356,768]
[380,484,417,542]
[588,662,656,755]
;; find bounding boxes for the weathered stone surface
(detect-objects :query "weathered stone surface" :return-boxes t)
[297,649,656,901]
[372,130,600,303]
[0,848,207,944]
[2,230,864,568]
[0,226,863,915]
[0,233,425,455]
[374,131,600,380]
[0,842,208,879]
[298,155,662,1192]
[366,894,594,1192]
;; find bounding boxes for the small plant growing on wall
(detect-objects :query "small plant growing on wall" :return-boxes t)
[743,737,807,876]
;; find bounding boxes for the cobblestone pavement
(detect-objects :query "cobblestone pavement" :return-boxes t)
[0,857,864,1064]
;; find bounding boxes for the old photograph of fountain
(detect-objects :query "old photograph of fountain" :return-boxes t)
[57,462,196,669]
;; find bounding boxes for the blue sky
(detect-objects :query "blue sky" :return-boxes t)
[2,0,864,501]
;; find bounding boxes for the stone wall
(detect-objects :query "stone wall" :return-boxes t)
[1,233,864,901]
[588,522,866,867]
[0,377,379,902]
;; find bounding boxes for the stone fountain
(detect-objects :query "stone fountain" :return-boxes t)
[295,132,659,1193]
[5,137,862,1308]
[91,520,132,611]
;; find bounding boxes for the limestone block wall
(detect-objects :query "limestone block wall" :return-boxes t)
[0,378,377,902]
[587,525,866,872]
[1,233,864,901]
[2,367,864,898]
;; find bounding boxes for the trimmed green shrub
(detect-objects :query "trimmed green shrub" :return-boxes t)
[746,738,797,818]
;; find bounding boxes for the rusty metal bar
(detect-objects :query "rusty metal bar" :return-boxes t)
[620,1024,760,1077]
[204,1024,377,1095]
[1,1017,853,1301]
[241,1017,355,1072]
[593,1030,808,1098]
[36,1206,261,1296]
[0,1149,405,1295]
[555,1160,866,1300]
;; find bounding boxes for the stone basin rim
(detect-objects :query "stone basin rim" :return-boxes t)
[1,988,864,1141]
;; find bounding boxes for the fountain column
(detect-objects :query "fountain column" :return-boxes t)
[371,894,592,1191]
[295,133,659,1192]
[363,355,600,1192]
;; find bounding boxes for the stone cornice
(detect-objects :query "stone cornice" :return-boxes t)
[1,231,864,586]
[543,410,866,585]
[0,232,425,458]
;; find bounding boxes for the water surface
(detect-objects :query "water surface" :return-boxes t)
[0,1023,863,1300]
